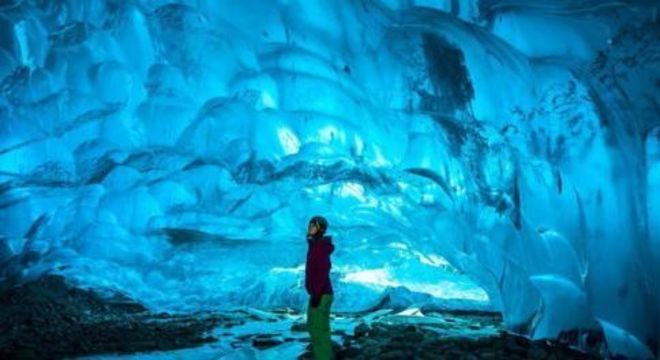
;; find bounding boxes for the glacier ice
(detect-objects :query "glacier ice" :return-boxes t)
[0,0,658,357]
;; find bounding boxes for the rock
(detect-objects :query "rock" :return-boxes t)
[291,321,307,332]
[337,345,361,358]
[479,350,501,359]
[504,333,531,354]
[354,322,370,338]
[363,345,380,357]
[529,346,549,359]
[0,275,225,359]
[252,336,284,349]
[379,349,407,359]
[361,338,380,348]
[369,323,388,337]
[404,330,425,342]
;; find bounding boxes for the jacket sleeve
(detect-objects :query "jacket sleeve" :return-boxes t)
[309,247,331,298]
[305,274,312,294]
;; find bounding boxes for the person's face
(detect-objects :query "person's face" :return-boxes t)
[308,222,319,235]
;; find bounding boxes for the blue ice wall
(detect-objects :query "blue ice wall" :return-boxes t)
[0,0,658,357]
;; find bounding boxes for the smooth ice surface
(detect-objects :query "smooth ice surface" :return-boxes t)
[0,0,658,357]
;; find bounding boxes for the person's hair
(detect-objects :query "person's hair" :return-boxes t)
[309,215,328,233]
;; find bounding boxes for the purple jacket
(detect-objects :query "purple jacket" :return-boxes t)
[305,235,334,298]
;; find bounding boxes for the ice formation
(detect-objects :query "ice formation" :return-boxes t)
[0,0,658,357]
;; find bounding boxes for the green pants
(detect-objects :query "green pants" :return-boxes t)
[307,294,334,360]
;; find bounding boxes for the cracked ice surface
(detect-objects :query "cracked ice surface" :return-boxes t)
[0,0,658,356]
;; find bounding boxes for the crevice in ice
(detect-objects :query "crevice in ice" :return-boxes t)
[0,1,658,358]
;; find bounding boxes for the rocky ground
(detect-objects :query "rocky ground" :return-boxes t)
[294,308,602,360]
[0,275,606,359]
[303,320,601,360]
[0,275,236,358]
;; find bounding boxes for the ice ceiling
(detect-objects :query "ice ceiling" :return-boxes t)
[0,0,658,357]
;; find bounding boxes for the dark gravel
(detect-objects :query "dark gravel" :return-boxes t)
[0,275,232,359]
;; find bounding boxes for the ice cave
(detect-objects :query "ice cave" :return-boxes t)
[0,0,658,359]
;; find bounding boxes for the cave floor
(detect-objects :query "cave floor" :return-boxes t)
[0,275,599,359]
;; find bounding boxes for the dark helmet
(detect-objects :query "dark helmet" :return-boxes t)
[309,215,328,233]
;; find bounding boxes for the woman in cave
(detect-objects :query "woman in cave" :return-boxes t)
[305,215,335,360]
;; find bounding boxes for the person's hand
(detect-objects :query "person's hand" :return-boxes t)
[310,296,321,308]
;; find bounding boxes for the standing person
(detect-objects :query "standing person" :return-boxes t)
[305,215,335,360]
